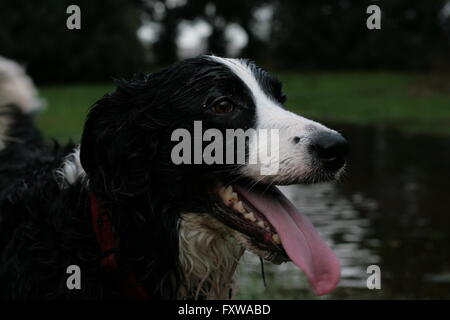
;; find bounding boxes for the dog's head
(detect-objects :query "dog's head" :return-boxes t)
[80,56,348,297]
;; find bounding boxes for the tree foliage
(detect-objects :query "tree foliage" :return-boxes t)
[0,0,448,83]
[0,0,146,83]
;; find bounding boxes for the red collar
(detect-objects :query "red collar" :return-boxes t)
[90,194,150,299]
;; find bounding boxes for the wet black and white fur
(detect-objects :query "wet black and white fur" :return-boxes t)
[0,55,345,299]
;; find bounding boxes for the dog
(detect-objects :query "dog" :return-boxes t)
[0,55,348,299]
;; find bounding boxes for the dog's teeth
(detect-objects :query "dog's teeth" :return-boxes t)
[218,186,227,198]
[233,201,246,214]
[272,234,281,244]
[218,185,238,204]
[244,212,256,222]
[257,221,266,229]
[223,185,233,200]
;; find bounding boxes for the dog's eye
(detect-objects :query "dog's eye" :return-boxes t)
[211,99,235,114]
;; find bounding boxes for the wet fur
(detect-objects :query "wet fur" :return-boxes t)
[0,55,339,299]
[0,56,263,299]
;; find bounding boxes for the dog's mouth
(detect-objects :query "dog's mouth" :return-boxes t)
[210,180,340,296]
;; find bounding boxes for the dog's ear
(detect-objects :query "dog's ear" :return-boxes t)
[80,77,160,201]
[80,78,184,299]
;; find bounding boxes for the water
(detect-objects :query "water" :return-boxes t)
[236,123,450,299]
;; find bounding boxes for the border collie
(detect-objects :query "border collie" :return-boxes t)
[0,55,348,299]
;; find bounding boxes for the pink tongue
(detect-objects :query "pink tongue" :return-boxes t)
[234,185,340,296]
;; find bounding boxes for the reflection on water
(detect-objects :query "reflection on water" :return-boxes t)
[236,124,450,299]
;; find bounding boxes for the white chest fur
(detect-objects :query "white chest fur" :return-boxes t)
[178,213,245,299]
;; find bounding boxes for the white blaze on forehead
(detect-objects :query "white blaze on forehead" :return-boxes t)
[209,56,336,182]
[208,56,274,108]
[208,56,328,131]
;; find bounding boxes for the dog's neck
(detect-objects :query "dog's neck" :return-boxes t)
[55,150,244,299]
[177,213,245,299]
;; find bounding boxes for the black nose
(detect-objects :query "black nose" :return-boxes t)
[309,131,349,170]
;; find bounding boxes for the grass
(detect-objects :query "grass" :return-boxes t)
[279,72,450,135]
[38,84,114,141]
[37,72,450,141]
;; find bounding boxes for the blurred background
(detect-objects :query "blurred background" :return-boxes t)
[1,0,449,299]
